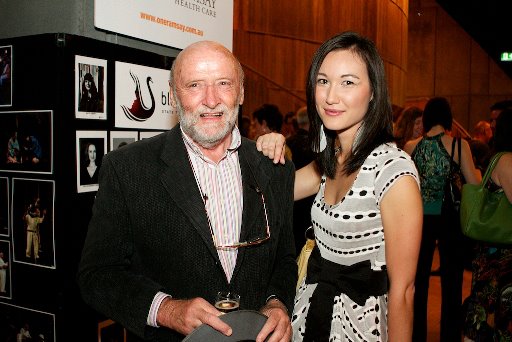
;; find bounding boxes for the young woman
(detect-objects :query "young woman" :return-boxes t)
[257,31,423,341]
[81,142,99,185]
[78,72,101,113]
[463,108,512,341]
[403,97,481,341]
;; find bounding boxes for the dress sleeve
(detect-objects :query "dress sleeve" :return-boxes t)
[374,147,420,206]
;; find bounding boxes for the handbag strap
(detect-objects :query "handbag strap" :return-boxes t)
[481,152,507,187]
[448,136,460,174]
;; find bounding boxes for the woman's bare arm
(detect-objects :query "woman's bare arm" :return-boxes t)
[381,176,423,341]
[459,138,482,185]
[492,153,512,203]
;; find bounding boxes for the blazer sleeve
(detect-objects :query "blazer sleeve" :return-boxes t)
[77,152,163,339]
[265,161,298,313]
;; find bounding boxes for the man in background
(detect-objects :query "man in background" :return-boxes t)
[470,120,493,173]
[286,106,315,254]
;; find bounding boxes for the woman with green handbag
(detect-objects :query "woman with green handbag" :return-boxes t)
[462,108,512,341]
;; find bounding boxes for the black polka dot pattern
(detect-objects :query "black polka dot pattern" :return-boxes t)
[289,143,417,341]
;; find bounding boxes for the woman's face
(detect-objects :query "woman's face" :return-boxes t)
[412,116,423,139]
[84,79,92,90]
[88,144,97,162]
[315,49,372,136]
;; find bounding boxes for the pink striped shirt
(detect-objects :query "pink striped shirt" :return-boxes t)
[147,127,243,327]
[182,126,243,281]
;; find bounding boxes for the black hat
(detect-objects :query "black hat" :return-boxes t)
[183,310,269,342]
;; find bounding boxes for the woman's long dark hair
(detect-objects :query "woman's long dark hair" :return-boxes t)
[307,31,394,178]
[494,108,512,153]
[81,73,98,98]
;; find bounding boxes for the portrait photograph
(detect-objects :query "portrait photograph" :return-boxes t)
[76,130,107,193]
[110,131,138,152]
[0,302,55,342]
[11,178,55,269]
[0,178,8,237]
[0,45,12,107]
[139,131,164,140]
[75,55,107,120]
[0,240,11,299]
[98,319,126,342]
[0,110,53,174]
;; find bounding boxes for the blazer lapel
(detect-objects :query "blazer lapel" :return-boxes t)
[158,127,220,263]
[232,139,272,279]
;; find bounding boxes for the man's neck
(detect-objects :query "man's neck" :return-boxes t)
[197,134,232,164]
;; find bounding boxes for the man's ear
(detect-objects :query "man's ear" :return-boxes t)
[239,87,245,105]
[169,84,177,108]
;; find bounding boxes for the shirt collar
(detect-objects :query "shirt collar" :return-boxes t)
[180,125,242,162]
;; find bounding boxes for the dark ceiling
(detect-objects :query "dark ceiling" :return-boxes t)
[435,0,512,80]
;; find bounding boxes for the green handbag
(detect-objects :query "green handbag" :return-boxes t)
[460,152,512,244]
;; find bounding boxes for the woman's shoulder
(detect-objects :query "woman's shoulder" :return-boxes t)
[372,142,413,160]
[368,143,418,174]
[494,152,512,173]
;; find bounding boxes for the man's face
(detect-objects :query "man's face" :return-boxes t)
[172,44,244,148]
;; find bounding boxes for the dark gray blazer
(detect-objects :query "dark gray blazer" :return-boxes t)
[78,125,297,341]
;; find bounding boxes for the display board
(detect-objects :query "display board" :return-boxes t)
[0,33,175,342]
[94,0,234,50]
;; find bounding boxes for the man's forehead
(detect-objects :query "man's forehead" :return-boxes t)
[175,56,238,82]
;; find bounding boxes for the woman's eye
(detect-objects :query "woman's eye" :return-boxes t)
[342,80,355,86]
[316,79,328,85]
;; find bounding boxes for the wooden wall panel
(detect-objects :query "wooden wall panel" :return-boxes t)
[234,0,512,135]
[470,43,491,96]
[434,10,471,96]
[489,62,512,95]
[405,0,512,135]
[234,0,409,118]
[407,6,437,99]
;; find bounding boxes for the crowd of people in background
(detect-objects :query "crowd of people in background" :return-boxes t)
[242,93,512,341]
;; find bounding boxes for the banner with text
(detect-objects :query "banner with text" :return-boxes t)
[115,61,178,130]
[94,0,233,50]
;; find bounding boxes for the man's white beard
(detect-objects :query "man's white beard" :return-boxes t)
[176,98,239,149]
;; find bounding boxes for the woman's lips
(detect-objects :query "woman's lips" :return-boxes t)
[323,109,343,116]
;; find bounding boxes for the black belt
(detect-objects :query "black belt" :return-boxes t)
[302,245,388,341]
[27,230,37,232]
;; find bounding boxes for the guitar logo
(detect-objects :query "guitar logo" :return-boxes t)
[121,70,155,121]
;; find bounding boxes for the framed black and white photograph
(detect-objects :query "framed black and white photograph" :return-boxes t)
[0,110,53,174]
[0,240,11,299]
[98,319,127,342]
[139,131,164,140]
[76,130,107,193]
[75,55,107,120]
[0,45,12,107]
[11,178,55,269]
[0,302,55,342]
[110,131,138,152]
[0,178,8,237]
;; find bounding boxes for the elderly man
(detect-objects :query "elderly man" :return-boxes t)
[78,41,296,342]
